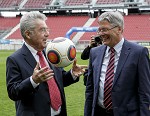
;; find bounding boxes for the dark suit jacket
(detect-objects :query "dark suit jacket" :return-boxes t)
[6,44,79,116]
[84,40,150,116]
[81,46,92,60]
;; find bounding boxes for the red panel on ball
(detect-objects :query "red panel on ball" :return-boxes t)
[68,45,76,61]
[47,50,60,64]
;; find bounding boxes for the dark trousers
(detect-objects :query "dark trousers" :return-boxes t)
[95,105,114,116]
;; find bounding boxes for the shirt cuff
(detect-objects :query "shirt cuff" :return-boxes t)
[30,76,39,88]
[71,69,78,80]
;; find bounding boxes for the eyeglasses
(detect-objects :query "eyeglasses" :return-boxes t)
[97,26,118,33]
[39,27,50,34]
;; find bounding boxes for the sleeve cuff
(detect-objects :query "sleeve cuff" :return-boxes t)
[70,69,78,80]
[30,76,39,88]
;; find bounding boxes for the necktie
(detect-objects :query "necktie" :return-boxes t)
[37,51,62,111]
[104,48,115,110]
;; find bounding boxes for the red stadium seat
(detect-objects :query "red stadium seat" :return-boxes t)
[0,0,22,8]
[2,14,150,42]
[23,0,52,8]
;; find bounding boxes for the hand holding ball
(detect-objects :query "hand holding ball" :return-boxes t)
[46,37,76,67]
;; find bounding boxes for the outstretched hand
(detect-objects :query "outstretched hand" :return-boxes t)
[32,62,54,84]
[72,59,88,77]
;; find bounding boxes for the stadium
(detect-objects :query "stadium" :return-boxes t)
[0,0,150,116]
[0,0,150,52]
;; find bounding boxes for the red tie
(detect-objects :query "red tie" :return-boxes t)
[104,48,115,110]
[37,51,62,111]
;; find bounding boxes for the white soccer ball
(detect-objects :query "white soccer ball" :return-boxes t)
[46,37,76,67]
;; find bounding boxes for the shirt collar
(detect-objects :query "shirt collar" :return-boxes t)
[106,38,124,54]
[114,38,124,54]
[24,42,38,57]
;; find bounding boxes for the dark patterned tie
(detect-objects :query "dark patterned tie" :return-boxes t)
[37,51,62,111]
[104,48,115,110]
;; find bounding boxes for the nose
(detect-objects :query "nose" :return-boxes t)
[97,31,105,37]
[45,31,49,37]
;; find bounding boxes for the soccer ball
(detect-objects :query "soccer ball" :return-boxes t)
[46,37,76,67]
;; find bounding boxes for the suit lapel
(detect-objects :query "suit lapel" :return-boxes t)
[21,44,37,69]
[95,46,107,85]
[112,40,131,87]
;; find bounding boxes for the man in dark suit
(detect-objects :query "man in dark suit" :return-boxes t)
[6,11,86,116]
[84,11,150,116]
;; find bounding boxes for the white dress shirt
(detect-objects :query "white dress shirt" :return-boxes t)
[25,42,61,116]
[98,38,124,108]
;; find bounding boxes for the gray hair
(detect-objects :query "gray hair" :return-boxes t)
[20,11,47,38]
[98,11,124,30]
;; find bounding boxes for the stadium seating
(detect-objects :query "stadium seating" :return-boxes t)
[96,0,122,4]
[123,14,150,41]
[79,17,98,41]
[65,0,91,6]
[6,15,89,40]
[0,17,20,39]
[23,0,52,8]
[46,15,89,40]
[3,14,150,42]
[0,0,22,8]
[81,14,150,42]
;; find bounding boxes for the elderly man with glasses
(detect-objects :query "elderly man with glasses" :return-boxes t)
[84,11,150,116]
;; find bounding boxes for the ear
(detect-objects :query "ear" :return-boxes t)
[25,30,32,39]
[117,26,123,34]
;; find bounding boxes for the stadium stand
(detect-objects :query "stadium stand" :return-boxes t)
[4,14,150,42]
[96,0,122,4]
[79,17,98,41]
[0,0,150,51]
[64,0,91,6]
[0,0,22,8]
[123,14,150,42]
[0,17,20,39]
[46,16,89,40]
[23,0,52,8]
[80,14,150,42]
[6,15,89,40]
